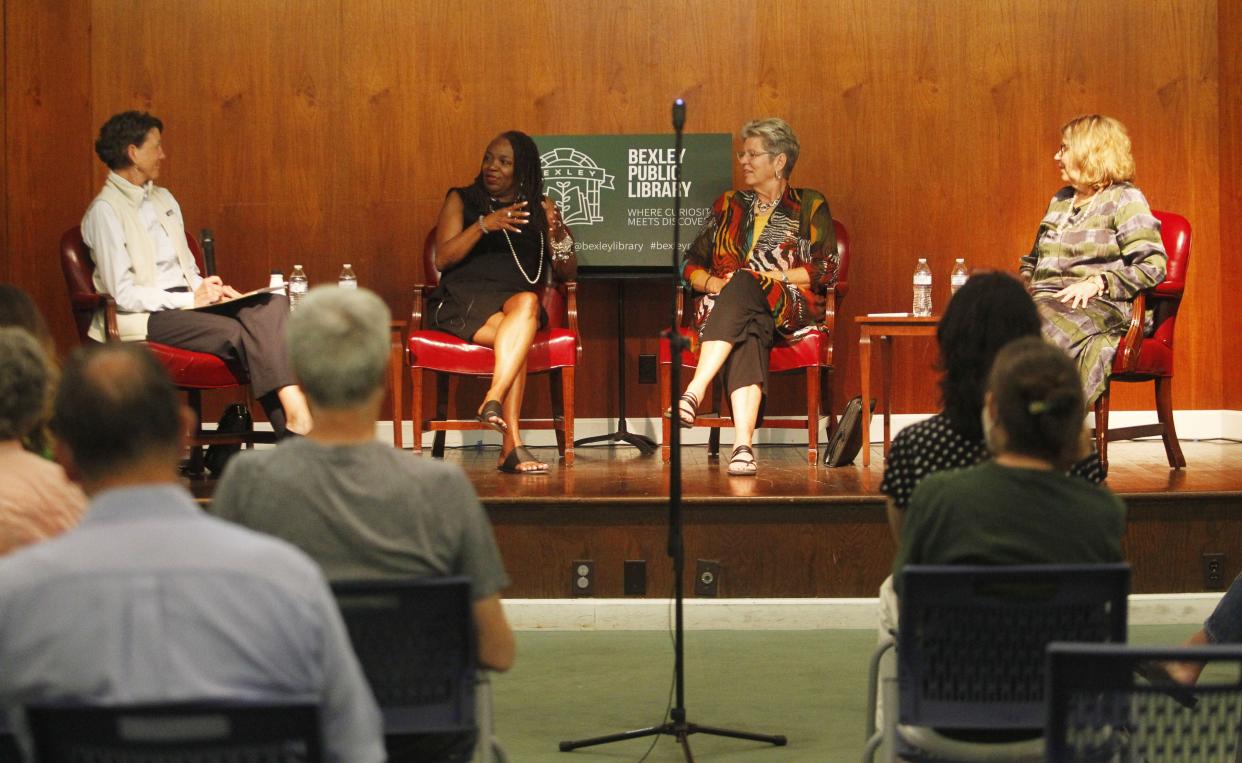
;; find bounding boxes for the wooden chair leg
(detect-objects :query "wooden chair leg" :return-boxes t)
[433,373,449,459]
[561,366,575,466]
[821,366,836,440]
[185,388,206,477]
[1094,386,1111,474]
[410,366,424,455]
[660,358,672,463]
[1155,376,1186,468]
[390,337,403,449]
[550,368,566,458]
[805,365,821,465]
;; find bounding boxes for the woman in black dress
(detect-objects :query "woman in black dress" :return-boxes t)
[428,131,575,473]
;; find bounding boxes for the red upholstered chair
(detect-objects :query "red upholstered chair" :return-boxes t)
[1092,210,1190,471]
[659,219,851,464]
[405,229,579,464]
[59,226,267,475]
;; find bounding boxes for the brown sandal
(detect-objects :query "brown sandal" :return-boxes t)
[498,444,549,474]
[476,399,507,434]
[663,392,699,429]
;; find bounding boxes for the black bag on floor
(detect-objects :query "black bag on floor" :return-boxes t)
[205,402,253,476]
[822,396,875,467]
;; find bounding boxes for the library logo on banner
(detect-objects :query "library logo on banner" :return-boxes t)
[540,147,615,226]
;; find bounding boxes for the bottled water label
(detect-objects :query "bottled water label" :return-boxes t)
[339,279,357,289]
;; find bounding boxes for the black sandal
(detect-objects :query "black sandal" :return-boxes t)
[728,444,757,476]
[476,399,507,434]
[663,392,699,429]
[498,444,549,474]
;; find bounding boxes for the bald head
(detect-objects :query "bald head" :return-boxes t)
[51,343,183,482]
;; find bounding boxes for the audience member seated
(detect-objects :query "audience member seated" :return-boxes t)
[0,328,85,555]
[880,337,1126,744]
[211,286,515,763]
[427,129,577,474]
[0,342,382,761]
[1159,573,1242,685]
[1019,114,1167,405]
[0,284,59,457]
[81,110,311,436]
[889,336,1126,603]
[880,271,1103,543]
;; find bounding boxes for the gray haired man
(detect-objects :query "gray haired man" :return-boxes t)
[212,287,514,762]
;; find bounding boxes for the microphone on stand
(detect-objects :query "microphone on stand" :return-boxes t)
[201,228,216,277]
[672,98,686,132]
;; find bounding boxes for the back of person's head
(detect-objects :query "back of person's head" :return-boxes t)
[94,110,163,171]
[288,286,391,410]
[937,272,1041,439]
[0,328,50,442]
[986,337,1086,469]
[0,284,55,359]
[50,342,182,481]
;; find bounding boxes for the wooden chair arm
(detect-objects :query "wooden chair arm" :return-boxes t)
[1117,290,1147,373]
[103,295,120,341]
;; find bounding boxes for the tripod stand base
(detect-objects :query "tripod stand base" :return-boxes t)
[559,719,786,759]
[573,429,657,456]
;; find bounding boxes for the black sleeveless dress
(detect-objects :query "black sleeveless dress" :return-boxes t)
[428,186,549,341]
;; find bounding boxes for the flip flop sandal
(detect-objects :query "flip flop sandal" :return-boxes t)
[498,444,550,474]
[476,399,508,434]
[1135,660,1199,709]
[728,444,758,476]
[663,392,699,429]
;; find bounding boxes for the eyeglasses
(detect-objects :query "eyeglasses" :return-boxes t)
[736,150,774,162]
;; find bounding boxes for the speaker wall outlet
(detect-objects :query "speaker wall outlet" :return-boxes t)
[572,560,595,597]
[695,560,720,597]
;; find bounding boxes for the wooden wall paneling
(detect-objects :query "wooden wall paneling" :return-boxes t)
[1221,1,1242,410]
[5,0,93,354]
[6,0,1232,420]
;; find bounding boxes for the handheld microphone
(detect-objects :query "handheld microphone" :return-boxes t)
[672,98,686,132]
[201,229,216,276]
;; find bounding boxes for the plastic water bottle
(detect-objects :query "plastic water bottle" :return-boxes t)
[338,264,358,289]
[950,258,968,297]
[913,258,933,317]
[288,265,308,310]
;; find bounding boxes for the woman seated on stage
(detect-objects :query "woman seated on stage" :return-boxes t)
[880,272,1104,542]
[427,130,576,474]
[671,117,838,476]
[1019,114,1167,405]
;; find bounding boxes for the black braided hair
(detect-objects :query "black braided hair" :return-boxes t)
[465,131,548,243]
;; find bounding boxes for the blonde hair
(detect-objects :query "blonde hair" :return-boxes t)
[1060,114,1136,190]
[741,117,800,179]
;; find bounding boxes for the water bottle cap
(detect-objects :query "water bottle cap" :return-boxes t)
[917,258,927,263]
[343,263,352,268]
[294,264,303,268]
[955,258,964,263]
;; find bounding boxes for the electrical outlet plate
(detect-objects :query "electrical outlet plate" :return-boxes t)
[638,354,657,384]
[624,560,647,596]
[695,560,721,597]
[1204,553,1226,590]
[571,560,594,597]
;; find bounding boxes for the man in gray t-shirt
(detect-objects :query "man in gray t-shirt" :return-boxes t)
[211,287,514,675]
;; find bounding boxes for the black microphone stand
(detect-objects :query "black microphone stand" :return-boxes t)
[558,99,787,762]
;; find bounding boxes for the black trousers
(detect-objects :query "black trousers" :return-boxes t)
[147,293,296,430]
[699,273,775,395]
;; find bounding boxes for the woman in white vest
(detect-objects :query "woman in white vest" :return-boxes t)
[81,111,311,437]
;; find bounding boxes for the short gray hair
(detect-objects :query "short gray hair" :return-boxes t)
[741,117,800,179]
[288,287,391,409]
[0,328,50,440]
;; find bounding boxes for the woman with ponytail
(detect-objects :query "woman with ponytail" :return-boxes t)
[891,337,1125,597]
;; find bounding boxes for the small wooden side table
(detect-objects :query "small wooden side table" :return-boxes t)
[855,314,938,466]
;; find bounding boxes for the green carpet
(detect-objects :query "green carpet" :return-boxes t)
[491,624,1192,762]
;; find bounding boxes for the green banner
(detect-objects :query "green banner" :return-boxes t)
[534,133,733,272]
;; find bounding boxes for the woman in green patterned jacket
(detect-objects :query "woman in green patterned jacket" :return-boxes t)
[1019,114,1167,404]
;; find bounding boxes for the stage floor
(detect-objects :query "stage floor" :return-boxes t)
[434,438,1242,505]
[191,438,1242,598]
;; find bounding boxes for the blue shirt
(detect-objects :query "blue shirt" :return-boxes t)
[0,484,384,762]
